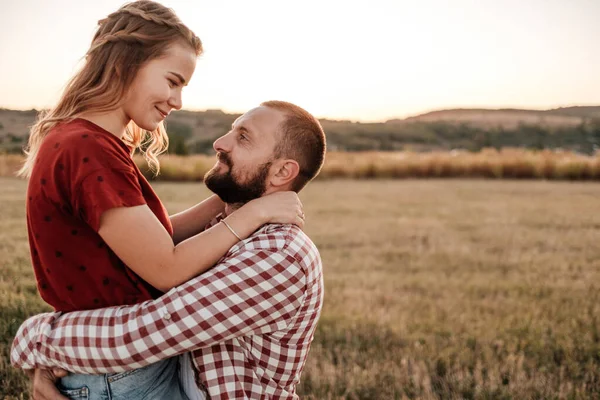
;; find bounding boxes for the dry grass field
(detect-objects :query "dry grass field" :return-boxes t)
[1,177,599,399]
[2,150,600,182]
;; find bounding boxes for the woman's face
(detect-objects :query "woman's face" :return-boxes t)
[122,41,197,131]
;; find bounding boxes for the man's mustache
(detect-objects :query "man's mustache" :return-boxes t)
[216,152,232,168]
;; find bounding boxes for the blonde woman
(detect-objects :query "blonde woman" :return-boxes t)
[20,1,304,398]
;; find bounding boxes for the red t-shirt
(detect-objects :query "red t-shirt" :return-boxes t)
[27,118,172,312]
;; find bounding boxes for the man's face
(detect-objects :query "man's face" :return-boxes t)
[204,106,286,204]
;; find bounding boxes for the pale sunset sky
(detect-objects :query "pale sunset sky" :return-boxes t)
[0,0,598,122]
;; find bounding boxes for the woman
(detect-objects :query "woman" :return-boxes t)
[20,1,304,399]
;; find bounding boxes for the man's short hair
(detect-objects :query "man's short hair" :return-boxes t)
[261,100,326,192]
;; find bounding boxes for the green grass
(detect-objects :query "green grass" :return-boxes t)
[1,178,599,399]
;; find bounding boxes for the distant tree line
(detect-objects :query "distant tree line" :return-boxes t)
[323,120,600,154]
[162,119,600,156]
[2,112,600,155]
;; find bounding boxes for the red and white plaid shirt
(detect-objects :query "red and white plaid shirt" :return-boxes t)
[11,221,324,400]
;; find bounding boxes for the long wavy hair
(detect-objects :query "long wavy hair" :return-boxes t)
[19,0,202,178]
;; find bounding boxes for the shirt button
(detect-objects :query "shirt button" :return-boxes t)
[162,311,171,320]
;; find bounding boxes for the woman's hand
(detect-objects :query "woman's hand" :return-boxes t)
[246,191,305,229]
[28,368,69,400]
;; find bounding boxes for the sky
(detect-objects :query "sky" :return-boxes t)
[1,0,599,122]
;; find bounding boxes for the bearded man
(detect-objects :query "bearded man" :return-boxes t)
[12,100,326,400]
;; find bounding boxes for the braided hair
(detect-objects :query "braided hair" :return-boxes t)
[20,0,202,178]
[90,1,202,55]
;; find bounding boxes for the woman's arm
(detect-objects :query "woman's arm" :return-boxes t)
[98,191,304,292]
[170,194,225,245]
[11,243,309,373]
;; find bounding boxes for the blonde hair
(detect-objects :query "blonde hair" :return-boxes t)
[19,0,202,178]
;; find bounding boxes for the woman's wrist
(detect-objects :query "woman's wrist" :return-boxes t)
[209,195,226,214]
[235,200,267,229]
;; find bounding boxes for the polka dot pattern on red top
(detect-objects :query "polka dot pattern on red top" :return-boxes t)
[26,118,172,312]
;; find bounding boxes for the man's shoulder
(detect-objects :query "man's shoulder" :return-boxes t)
[239,223,319,262]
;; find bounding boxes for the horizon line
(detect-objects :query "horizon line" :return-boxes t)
[1,102,599,124]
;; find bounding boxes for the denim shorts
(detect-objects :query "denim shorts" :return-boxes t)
[57,357,189,400]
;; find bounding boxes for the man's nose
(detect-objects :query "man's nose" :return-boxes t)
[213,133,230,153]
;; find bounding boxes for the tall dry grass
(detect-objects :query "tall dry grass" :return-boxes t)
[320,149,600,180]
[2,149,600,181]
[0,154,24,178]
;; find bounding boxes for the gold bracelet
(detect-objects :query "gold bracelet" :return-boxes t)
[221,219,242,241]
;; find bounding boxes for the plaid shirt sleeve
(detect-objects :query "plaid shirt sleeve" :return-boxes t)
[11,246,306,373]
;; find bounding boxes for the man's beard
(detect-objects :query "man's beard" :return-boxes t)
[204,153,272,205]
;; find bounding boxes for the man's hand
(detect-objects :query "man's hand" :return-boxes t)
[28,368,69,400]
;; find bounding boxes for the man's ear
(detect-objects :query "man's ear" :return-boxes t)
[270,159,300,188]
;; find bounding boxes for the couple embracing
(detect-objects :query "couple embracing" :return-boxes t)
[11,1,326,399]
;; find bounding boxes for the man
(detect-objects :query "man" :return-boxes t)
[11,100,326,400]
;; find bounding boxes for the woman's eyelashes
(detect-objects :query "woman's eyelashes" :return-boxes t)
[168,78,178,88]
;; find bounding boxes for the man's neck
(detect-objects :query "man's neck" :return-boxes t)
[223,202,243,217]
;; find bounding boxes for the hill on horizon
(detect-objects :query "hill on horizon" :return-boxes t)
[391,106,600,129]
[1,105,600,154]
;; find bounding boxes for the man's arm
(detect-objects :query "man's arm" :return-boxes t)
[11,246,306,374]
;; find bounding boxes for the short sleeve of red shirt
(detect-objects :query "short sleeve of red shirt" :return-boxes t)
[27,118,171,312]
[75,168,146,232]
